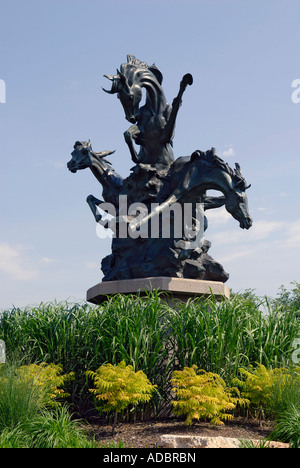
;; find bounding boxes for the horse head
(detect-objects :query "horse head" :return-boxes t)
[225,163,252,230]
[67,141,93,173]
[102,55,163,123]
[67,141,114,173]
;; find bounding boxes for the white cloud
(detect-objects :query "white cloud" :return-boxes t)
[285,219,300,247]
[0,242,38,280]
[206,209,231,225]
[40,257,56,264]
[218,249,254,264]
[222,146,236,158]
[208,220,284,246]
[249,220,284,241]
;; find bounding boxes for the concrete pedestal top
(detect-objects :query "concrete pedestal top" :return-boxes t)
[86,277,230,305]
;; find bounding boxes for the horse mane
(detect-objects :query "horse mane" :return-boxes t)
[126,55,149,69]
[192,148,249,190]
[74,140,113,166]
[121,55,163,86]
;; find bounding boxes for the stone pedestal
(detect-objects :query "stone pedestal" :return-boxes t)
[86,277,230,305]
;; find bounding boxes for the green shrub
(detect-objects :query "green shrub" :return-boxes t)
[232,364,300,420]
[1,286,299,419]
[272,281,300,313]
[0,363,98,448]
[170,365,241,426]
[16,362,74,408]
[87,361,157,434]
[0,294,171,416]
[270,367,300,416]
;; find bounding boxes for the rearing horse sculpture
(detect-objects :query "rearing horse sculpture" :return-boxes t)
[103,54,193,167]
[100,149,252,282]
[68,55,253,284]
[67,141,123,225]
[133,148,252,227]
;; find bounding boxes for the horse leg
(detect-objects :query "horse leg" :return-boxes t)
[124,125,140,163]
[163,74,193,144]
[86,195,104,222]
[86,195,115,229]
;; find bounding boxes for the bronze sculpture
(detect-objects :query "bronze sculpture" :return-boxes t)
[67,55,252,283]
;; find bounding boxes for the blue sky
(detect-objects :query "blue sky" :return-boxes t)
[0,0,299,309]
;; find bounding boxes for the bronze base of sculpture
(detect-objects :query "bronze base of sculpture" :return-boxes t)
[86,276,230,305]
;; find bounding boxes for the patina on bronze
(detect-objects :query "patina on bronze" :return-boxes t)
[67,55,252,283]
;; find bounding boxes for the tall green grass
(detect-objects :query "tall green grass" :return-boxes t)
[0,363,41,431]
[169,294,300,378]
[0,362,98,448]
[0,406,98,449]
[270,404,300,448]
[0,292,172,414]
[25,406,98,448]
[0,289,299,417]
[269,367,300,447]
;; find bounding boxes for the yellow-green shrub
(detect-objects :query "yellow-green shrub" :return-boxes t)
[86,361,156,433]
[232,364,300,418]
[16,363,74,408]
[171,365,241,426]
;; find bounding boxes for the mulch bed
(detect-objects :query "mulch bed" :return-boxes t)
[85,417,274,448]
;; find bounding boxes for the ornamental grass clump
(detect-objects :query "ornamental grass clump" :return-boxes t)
[0,362,74,439]
[171,365,242,426]
[27,406,98,448]
[86,361,157,435]
[0,363,42,431]
[270,404,300,449]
